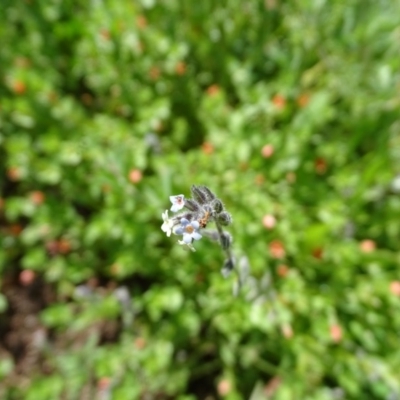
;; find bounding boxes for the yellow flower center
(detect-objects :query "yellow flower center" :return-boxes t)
[185,226,194,234]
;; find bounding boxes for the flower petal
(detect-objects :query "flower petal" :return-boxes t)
[170,194,184,203]
[191,221,200,229]
[170,204,181,212]
[169,195,185,212]
[192,232,202,241]
[180,218,189,226]
[182,234,193,244]
[161,222,172,237]
[174,226,184,235]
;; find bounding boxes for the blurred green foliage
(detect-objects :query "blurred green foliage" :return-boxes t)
[1,0,400,399]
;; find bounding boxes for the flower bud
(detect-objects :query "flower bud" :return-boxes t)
[184,199,201,212]
[217,211,232,226]
[211,199,224,213]
[190,185,208,204]
[202,186,216,201]
[220,232,232,250]
[221,258,235,277]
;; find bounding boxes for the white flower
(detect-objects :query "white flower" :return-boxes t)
[174,218,202,243]
[170,194,185,212]
[161,210,174,237]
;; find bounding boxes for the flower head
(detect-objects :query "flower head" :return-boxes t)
[161,210,175,237]
[174,218,202,244]
[170,194,185,212]
[161,186,233,269]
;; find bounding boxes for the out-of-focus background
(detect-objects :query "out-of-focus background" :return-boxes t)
[1,1,400,399]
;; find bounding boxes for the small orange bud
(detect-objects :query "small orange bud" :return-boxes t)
[12,80,26,94]
[175,61,186,76]
[201,141,214,155]
[389,281,400,296]
[129,169,143,183]
[262,214,276,229]
[272,94,286,110]
[315,158,327,174]
[269,240,285,259]
[97,377,111,391]
[100,29,110,40]
[360,239,376,253]
[45,239,71,255]
[7,167,21,181]
[264,376,281,397]
[58,239,71,254]
[281,324,293,339]
[206,84,220,96]
[9,224,23,236]
[19,269,36,286]
[277,264,289,277]
[46,240,59,255]
[297,93,310,108]
[261,144,274,158]
[330,324,342,343]
[134,337,146,349]
[137,15,147,29]
[312,247,323,259]
[217,379,231,396]
[29,191,45,205]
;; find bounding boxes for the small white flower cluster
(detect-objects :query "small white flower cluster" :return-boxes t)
[161,194,202,251]
[160,186,232,254]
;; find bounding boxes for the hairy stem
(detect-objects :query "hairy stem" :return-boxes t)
[215,221,242,292]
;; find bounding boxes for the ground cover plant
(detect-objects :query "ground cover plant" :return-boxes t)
[1,0,400,399]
